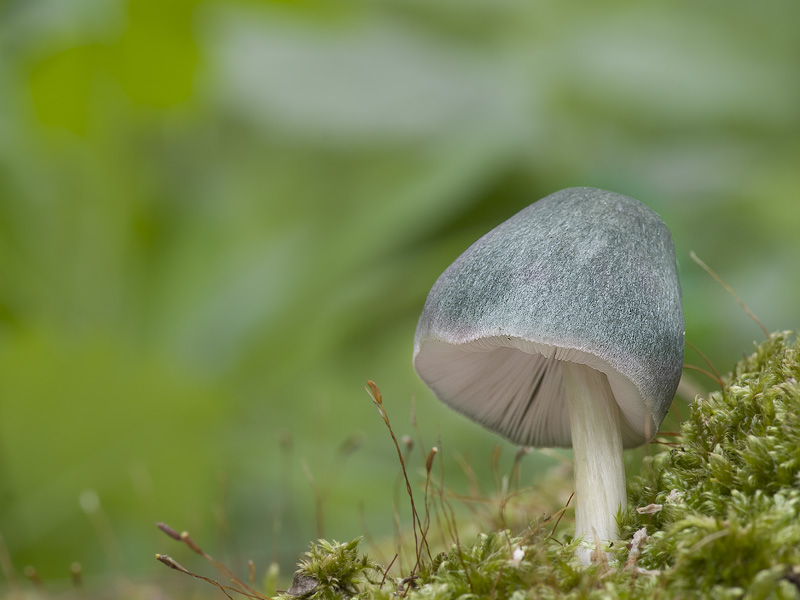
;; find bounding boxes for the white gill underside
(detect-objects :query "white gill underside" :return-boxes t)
[414,337,651,448]
[561,360,626,561]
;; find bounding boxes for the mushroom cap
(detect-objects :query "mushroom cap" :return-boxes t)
[413,187,684,449]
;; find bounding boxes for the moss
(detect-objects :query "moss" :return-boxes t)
[619,331,800,597]
[287,333,800,599]
[279,538,383,600]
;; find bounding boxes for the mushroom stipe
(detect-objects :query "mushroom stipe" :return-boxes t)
[413,187,684,564]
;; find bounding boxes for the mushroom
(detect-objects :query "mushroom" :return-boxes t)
[413,187,683,562]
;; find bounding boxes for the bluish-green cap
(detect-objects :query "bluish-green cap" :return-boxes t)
[414,188,684,448]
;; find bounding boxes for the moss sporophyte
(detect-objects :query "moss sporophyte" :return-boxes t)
[274,333,800,600]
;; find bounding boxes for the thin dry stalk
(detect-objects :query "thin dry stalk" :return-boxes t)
[548,492,574,541]
[419,447,439,562]
[156,553,253,600]
[409,397,428,464]
[359,502,388,565]
[682,364,724,388]
[451,452,498,527]
[423,470,449,550]
[80,490,126,578]
[300,459,325,539]
[182,531,264,598]
[496,486,537,531]
[379,554,398,589]
[690,250,769,338]
[510,447,531,492]
[23,565,46,595]
[435,441,474,594]
[490,445,503,493]
[70,562,86,598]
[156,523,265,599]
[488,564,505,600]
[452,451,485,500]
[0,533,19,593]
[366,381,430,574]
[391,502,407,575]
[685,340,723,385]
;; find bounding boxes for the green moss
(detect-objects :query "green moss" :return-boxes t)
[288,333,800,599]
[619,331,800,597]
[279,538,383,600]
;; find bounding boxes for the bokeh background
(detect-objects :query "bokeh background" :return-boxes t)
[1,0,798,595]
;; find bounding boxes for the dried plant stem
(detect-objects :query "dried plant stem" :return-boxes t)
[366,381,431,574]
[0,534,18,592]
[156,523,266,599]
[434,436,473,594]
[300,459,325,539]
[682,364,724,388]
[690,251,769,338]
[685,340,723,385]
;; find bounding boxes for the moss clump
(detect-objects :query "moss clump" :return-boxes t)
[288,333,800,599]
[280,538,383,600]
[620,331,800,597]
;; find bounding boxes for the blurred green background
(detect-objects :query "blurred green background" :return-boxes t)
[0,0,798,594]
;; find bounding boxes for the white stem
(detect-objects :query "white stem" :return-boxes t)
[561,361,626,564]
